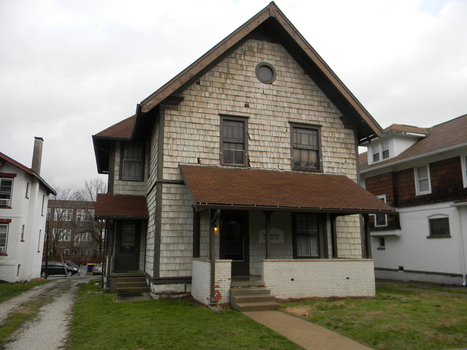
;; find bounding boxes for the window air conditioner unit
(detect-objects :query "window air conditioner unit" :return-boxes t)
[0,246,6,254]
[0,199,10,207]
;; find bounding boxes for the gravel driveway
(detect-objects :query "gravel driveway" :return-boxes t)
[0,275,94,350]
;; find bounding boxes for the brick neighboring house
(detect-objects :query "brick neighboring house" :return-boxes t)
[45,200,103,265]
[92,2,393,306]
[0,138,56,282]
[360,114,467,285]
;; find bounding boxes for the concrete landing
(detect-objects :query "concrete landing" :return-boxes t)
[244,310,372,350]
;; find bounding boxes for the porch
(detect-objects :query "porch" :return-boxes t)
[192,257,375,307]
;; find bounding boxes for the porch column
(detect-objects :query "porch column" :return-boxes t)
[192,209,200,258]
[362,214,372,259]
[263,211,272,259]
[330,214,338,258]
[209,209,220,305]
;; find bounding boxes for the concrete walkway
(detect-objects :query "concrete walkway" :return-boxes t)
[244,310,372,350]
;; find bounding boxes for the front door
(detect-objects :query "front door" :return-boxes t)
[220,211,249,275]
[114,220,140,271]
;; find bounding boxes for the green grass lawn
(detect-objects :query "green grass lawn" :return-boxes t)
[68,281,302,350]
[281,286,467,350]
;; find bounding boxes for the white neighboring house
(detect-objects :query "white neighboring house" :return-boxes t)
[0,137,56,282]
[360,115,467,285]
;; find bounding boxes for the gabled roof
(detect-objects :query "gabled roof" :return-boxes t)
[181,164,394,214]
[0,152,56,195]
[361,114,467,171]
[93,2,384,172]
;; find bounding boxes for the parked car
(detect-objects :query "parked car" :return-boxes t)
[41,261,78,277]
[92,263,102,275]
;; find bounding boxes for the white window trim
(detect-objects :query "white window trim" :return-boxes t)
[370,140,391,164]
[414,164,432,195]
[461,154,467,188]
[372,195,388,227]
[427,214,450,238]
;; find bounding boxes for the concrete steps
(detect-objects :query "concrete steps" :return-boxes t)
[115,275,149,295]
[230,281,279,312]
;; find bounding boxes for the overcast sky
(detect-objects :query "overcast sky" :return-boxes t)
[1,0,466,191]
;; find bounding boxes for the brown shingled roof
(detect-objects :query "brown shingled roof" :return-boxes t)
[94,194,148,219]
[180,165,394,214]
[95,115,135,139]
[383,124,429,135]
[364,114,467,170]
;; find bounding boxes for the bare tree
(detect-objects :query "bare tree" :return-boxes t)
[73,178,107,262]
[45,187,74,261]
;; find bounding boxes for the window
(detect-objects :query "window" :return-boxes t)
[21,225,25,241]
[255,62,276,84]
[121,143,144,180]
[56,229,71,241]
[0,224,8,254]
[293,213,319,258]
[0,178,13,207]
[25,183,29,199]
[291,124,321,171]
[415,165,431,195]
[372,195,388,227]
[462,154,467,188]
[378,237,386,250]
[37,230,41,252]
[54,208,73,221]
[429,217,450,238]
[371,141,390,163]
[220,116,248,166]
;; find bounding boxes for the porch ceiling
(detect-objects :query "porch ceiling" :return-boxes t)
[180,165,395,214]
[94,194,149,219]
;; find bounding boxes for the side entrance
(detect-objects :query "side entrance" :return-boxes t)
[220,210,249,275]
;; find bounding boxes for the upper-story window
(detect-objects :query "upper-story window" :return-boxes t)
[220,116,248,166]
[372,141,389,163]
[54,208,73,221]
[462,154,467,188]
[372,195,388,227]
[121,143,144,181]
[415,164,431,195]
[0,178,13,207]
[291,123,321,171]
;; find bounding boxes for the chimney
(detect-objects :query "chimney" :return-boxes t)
[31,137,44,175]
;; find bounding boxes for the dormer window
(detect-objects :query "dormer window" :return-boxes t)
[371,141,389,163]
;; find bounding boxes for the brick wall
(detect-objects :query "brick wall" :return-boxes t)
[263,259,375,298]
[191,258,231,305]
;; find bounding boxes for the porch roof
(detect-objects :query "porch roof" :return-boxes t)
[94,194,149,220]
[180,165,395,214]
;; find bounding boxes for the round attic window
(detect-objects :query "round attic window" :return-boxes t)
[255,62,276,84]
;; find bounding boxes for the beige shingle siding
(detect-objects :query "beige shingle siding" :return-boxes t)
[153,39,362,277]
[162,39,356,180]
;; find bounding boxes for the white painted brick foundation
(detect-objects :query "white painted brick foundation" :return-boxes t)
[192,258,231,305]
[262,259,375,299]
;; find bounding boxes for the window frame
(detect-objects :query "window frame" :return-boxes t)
[371,141,390,163]
[0,224,9,254]
[372,195,388,227]
[219,115,249,167]
[414,164,432,195]
[461,154,467,188]
[290,123,322,172]
[0,178,14,207]
[428,216,450,238]
[121,142,144,181]
[292,213,323,259]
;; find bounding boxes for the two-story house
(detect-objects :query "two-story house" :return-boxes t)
[45,200,102,265]
[0,137,56,282]
[93,2,393,307]
[360,114,467,285]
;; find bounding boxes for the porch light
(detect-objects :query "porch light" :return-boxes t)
[213,225,219,233]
